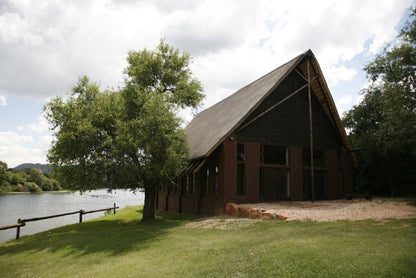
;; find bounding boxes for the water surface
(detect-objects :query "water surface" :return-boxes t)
[0,189,144,243]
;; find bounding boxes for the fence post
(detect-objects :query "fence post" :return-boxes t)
[16,219,22,240]
[113,203,116,215]
[79,210,83,223]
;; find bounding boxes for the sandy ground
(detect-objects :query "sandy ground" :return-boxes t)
[186,199,416,229]
[241,199,416,222]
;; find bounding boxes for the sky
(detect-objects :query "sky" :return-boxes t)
[0,0,413,168]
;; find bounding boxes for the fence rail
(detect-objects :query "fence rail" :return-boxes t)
[0,203,118,240]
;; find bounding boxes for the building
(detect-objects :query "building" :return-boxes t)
[157,50,355,215]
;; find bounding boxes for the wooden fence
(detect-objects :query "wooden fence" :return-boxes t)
[0,203,119,240]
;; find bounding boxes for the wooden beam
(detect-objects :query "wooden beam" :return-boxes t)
[295,68,308,82]
[19,210,81,223]
[0,222,25,231]
[308,58,315,203]
[193,157,208,174]
[236,77,317,133]
[308,59,340,138]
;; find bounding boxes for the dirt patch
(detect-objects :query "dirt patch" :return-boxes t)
[240,199,416,222]
[185,216,259,230]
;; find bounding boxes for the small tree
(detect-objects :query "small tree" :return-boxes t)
[343,8,416,195]
[0,161,7,185]
[45,41,204,221]
[27,168,44,187]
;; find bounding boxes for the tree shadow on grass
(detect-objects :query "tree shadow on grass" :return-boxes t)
[0,207,203,257]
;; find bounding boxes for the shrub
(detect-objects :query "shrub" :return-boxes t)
[0,185,12,194]
[14,184,27,192]
[25,182,42,193]
[41,178,53,191]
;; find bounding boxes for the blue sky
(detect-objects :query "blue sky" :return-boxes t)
[0,0,413,167]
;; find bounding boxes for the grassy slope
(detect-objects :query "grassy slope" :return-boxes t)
[0,206,415,278]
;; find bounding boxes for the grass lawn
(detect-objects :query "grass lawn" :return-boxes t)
[0,206,415,278]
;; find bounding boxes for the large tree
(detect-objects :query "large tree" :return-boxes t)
[343,8,416,196]
[45,41,204,220]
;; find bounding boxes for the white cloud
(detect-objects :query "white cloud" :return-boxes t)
[324,65,358,87]
[0,0,411,103]
[0,95,5,106]
[0,131,33,145]
[0,131,46,167]
[17,112,49,134]
[336,94,353,115]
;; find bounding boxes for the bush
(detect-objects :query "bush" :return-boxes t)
[25,182,42,193]
[0,185,12,194]
[13,184,27,192]
[41,178,53,191]
[1,180,10,187]
[52,180,63,191]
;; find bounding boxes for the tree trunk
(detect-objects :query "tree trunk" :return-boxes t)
[142,185,156,221]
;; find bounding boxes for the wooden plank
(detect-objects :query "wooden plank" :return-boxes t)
[0,222,25,231]
[20,210,80,223]
[82,207,119,215]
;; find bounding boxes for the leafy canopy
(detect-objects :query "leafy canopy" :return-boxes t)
[45,41,204,219]
[343,8,416,195]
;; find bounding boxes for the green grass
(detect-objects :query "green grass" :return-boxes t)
[0,207,415,278]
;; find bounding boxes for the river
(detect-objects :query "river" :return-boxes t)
[0,189,144,243]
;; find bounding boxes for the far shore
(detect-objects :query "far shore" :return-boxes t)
[0,190,71,195]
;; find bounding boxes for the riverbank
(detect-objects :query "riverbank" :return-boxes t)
[0,189,143,243]
[0,190,70,195]
[0,206,415,277]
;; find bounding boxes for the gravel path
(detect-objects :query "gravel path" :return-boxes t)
[241,199,416,222]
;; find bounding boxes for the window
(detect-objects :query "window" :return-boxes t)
[206,167,210,195]
[314,150,326,167]
[237,143,245,161]
[237,164,246,195]
[213,166,219,195]
[262,145,288,165]
[303,149,326,167]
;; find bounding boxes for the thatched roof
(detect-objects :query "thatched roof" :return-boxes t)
[185,50,353,161]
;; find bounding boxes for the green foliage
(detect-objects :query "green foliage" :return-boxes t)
[0,206,415,277]
[0,161,7,184]
[27,168,43,187]
[45,77,121,190]
[0,160,62,193]
[45,41,204,219]
[6,170,29,186]
[25,182,42,193]
[343,8,416,195]
[124,40,204,110]
[13,184,27,192]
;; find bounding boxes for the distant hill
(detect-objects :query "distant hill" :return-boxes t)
[13,163,52,174]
